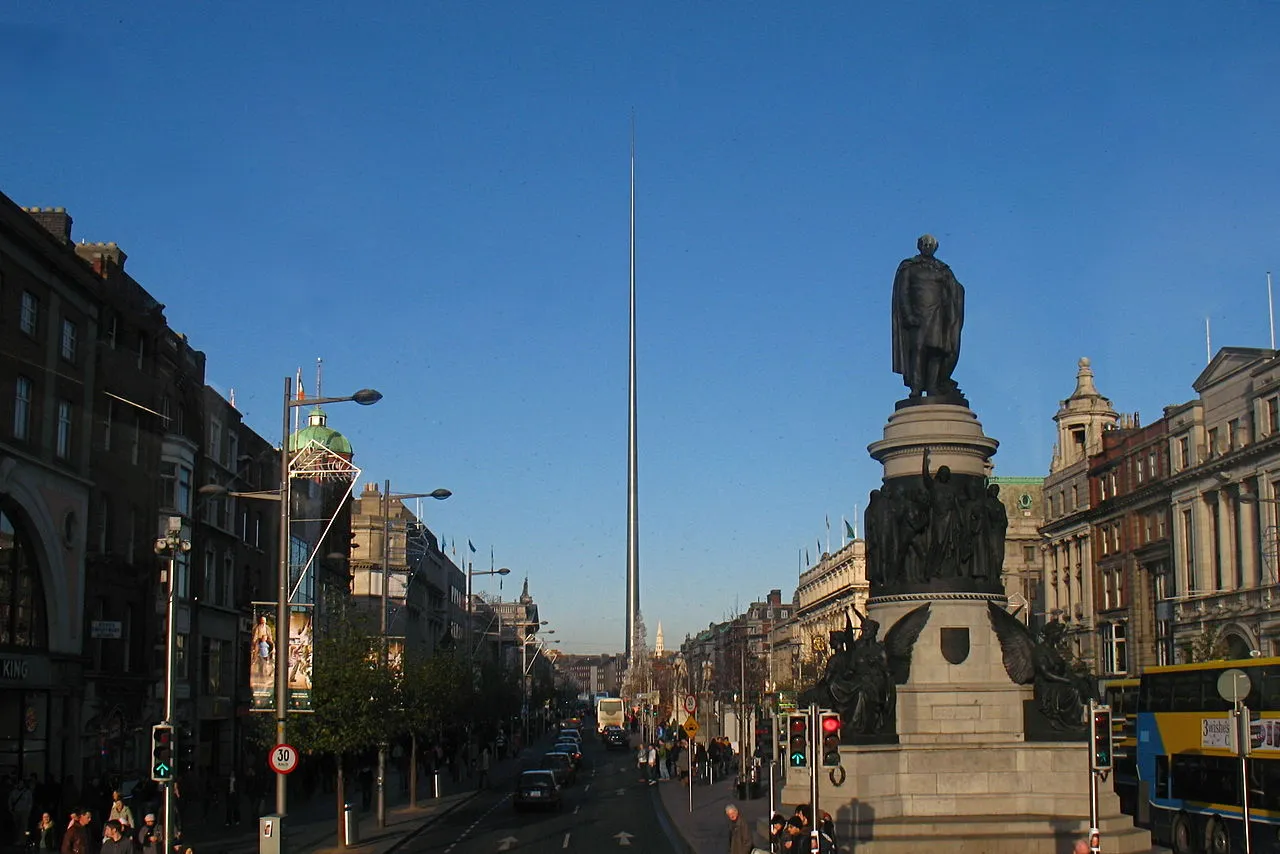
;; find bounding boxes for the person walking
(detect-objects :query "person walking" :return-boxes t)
[224,773,239,826]
[8,775,33,843]
[34,812,58,851]
[477,746,491,791]
[725,804,753,854]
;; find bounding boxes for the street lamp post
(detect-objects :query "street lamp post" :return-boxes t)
[377,481,449,826]
[270,376,380,847]
[465,566,511,689]
[154,517,191,854]
[519,626,553,746]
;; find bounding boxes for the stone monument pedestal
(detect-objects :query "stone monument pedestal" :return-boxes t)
[783,398,1150,853]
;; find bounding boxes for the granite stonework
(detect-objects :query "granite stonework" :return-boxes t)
[780,395,1151,852]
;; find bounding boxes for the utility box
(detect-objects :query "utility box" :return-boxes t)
[259,815,284,854]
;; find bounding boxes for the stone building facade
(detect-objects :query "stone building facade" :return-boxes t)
[786,539,869,689]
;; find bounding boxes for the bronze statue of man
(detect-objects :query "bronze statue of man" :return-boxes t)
[891,235,965,400]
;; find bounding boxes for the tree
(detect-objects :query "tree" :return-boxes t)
[1190,624,1232,663]
[290,616,398,846]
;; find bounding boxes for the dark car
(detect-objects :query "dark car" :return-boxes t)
[514,769,562,812]
[602,725,628,750]
[543,751,576,785]
[554,740,583,767]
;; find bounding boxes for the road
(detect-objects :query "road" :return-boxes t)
[402,732,682,854]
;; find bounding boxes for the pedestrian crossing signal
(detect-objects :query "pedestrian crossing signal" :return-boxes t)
[788,714,809,767]
[151,724,175,782]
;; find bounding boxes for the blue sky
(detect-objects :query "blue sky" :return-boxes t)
[3,2,1278,653]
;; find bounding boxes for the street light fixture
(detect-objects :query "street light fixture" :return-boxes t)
[268,376,380,848]
[376,481,450,827]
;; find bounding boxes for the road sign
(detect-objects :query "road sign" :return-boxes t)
[682,715,699,736]
[683,694,698,715]
[269,743,298,774]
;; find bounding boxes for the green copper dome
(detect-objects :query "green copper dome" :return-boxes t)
[289,406,354,455]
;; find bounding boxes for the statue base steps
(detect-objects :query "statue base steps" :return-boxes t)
[781,742,1150,853]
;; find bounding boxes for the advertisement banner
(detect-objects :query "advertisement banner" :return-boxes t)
[249,603,314,713]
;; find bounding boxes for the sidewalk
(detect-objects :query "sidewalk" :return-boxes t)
[654,769,776,854]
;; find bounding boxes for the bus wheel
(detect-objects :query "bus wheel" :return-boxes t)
[1171,813,1197,854]
[1207,818,1231,854]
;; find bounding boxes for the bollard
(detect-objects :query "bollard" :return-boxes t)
[433,770,443,799]
[342,802,359,846]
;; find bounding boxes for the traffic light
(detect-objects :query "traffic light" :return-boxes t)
[151,724,174,782]
[1090,706,1113,771]
[820,711,842,767]
[177,724,195,771]
[788,713,809,767]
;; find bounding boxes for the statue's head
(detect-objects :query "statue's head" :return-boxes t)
[917,234,938,257]
[937,465,951,482]
[987,483,1000,498]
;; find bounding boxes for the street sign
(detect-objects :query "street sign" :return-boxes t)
[269,743,298,775]
[683,694,698,715]
[1217,669,1251,703]
[682,715,699,736]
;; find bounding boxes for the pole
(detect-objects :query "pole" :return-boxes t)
[1269,271,1276,352]
[1088,701,1100,854]
[377,479,390,827]
[162,538,177,854]
[809,703,820,854]
[625,113,639,661]
[522,638,529,750]
[409,731,417,809]
[275,376,292,823]
[1237,700,1253,854]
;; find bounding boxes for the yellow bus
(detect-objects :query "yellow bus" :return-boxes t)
[1135,657,1280,854]
[1102,677,1140,816]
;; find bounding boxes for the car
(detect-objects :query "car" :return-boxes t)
[513,769,562,812]
[602,725,628,751]
[554,740,583,767]
[542,751,576,785]
[558,729,582,745]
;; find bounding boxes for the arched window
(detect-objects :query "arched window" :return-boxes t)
[0,501,49,650]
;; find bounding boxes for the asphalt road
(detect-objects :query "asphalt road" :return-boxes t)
[402,733,680,854]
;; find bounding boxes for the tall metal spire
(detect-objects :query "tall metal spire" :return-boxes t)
[625,113,640,662]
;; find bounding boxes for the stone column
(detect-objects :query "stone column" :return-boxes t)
[1238,489,1260,589]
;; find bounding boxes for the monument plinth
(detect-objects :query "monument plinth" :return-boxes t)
[789,236,1150,854]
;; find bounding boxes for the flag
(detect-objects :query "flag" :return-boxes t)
[845,520,857,540]
[825,514,830,532]
[296,367,305,401]
[805,548,810,565]
[817,538,822,558]
[468,539,477,553]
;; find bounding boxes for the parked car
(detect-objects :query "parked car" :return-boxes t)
[602,725,628,751]
[542,751,576,785]
[514,769,562,812]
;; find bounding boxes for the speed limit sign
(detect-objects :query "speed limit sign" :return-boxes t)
[683,694,698,715]
[270,743,298,775]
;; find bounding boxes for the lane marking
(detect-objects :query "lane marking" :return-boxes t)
[563,832,571,848]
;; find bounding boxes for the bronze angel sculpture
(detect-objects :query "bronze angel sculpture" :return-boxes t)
[800,604,931,736]
[987,602,1095,730]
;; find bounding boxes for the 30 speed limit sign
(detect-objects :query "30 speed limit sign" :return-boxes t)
[683,694,698,715]
[270,744,298,775]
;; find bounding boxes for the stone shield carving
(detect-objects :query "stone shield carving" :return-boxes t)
[940,627,970,665]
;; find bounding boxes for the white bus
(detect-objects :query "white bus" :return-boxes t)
[596,696,625,734]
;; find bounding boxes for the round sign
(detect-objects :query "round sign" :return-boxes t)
[683,694,698,715]
[270,743,299,775]
[1217,669,1251,703]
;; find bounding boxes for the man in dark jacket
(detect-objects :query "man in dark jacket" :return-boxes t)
[725,804,753,854]
[98,820,131,854]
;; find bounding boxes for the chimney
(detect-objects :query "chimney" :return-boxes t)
[74,242,128,275]
[22,206,73,244]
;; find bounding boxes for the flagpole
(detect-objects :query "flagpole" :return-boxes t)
[625,110,640,664]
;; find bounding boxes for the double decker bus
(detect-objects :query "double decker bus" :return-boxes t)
[1133,657,1280,854]
[1102,677,1140,816]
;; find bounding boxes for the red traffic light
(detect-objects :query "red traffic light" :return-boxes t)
[821,714,841,734]
[790,717,808,734]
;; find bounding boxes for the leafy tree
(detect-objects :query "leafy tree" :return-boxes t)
[1190,624,1232,662]
[290,617,398,845]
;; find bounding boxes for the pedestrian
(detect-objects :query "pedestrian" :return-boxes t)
[59,809,87,854]
[137,815,162,854]
[224,773,239,826]
[646,743,659,785]
[767,813,787,853]
[1073,840,1090,854]
[34,812,58,851]
[725,804,753,854]
[477,746,491,791]
[106,791,133,834]
[98,820,130,854]
[9,774,33,843]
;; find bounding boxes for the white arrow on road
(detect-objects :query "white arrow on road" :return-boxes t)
[615,788,627,797]
[614,832,635,847]
[497,836,519,851]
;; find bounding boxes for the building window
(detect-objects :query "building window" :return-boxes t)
[209,417,222,467]
[1136,457,1145,484]
[1228,419,1240,452]
[56,400,72,459]
[1102,622,1128,675]
[175,632,188,679]
[175,550,190,600]
[13,376,32,440]
[19,292,37,335]
[204,638,224,694]
[1182,508,1195,580]
[160,462,193,515]
[203,549,217,605]
[60,319,77,362]
[1148,450,1158,480]
[1208,427,1220,455]
[130,413,141,465]
[223,552,234,607]
[136,333,147,369]
[0,502,50,649]
[1269,397,1280,436]
[1071,485,1079,510]
[1179,436,1190,469]
[1023,545,1037,563]
[105,314,117,349]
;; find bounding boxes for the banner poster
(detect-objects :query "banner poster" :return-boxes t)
[249,602,276,712]
[249,603,315,713]
[287,604,314,712]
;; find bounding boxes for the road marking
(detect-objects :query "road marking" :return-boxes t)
[615,831,635,846]
[498,836,519,851]
[574,805,580,814]
[584,783,591,793]
[615,788,626,796]
[562,832,571,848]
